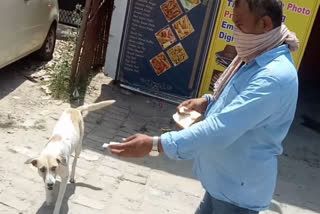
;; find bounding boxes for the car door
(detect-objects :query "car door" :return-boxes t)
[29,0,58,51]
[39,0,55,37]
[22,0,44,53]
[0,0,26,68]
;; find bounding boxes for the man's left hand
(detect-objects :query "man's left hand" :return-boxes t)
[108,134,153,158]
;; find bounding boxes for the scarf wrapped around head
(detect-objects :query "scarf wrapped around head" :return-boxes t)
[213,25,300,100]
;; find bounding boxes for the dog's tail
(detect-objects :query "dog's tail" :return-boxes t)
[77,100,116,113]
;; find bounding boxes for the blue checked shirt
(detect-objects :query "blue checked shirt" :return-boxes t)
[161,44,298,211]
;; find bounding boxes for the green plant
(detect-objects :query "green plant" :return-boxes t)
[49,53,73,101]
[49,4,84,101]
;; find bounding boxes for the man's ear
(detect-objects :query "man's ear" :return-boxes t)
[56,156,67,166]
[25,158,38,167]
[261,16,274,33]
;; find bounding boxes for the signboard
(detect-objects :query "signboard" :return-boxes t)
[199,0,320,97]
[117,0,220,102]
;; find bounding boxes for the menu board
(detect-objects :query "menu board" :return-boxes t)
[199,0,320,96]
[117,0,220,102]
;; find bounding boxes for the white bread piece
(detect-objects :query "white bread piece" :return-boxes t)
[102,142,121,148]
[173,106,202,129]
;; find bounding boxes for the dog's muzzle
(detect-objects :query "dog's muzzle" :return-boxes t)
[47,183,54,190]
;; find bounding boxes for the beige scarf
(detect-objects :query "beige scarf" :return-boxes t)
[213,24,300,100]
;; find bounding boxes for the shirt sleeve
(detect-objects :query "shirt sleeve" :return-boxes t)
[161,76,281,160]
[202,94,214,104]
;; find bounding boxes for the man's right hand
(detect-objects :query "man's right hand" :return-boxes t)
[178,97,208,114]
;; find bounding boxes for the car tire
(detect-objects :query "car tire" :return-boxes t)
[36,23,57,61]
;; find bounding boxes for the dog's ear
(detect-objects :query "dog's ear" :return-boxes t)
[56,156,67,166]
[25,158,38,167]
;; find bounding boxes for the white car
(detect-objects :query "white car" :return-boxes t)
[0,0,59,69]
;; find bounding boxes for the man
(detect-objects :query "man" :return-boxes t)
[109,0,300,213]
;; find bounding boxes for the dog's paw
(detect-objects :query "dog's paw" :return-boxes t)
[70,178,75,183]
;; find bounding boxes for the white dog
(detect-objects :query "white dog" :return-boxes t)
[25,100,115,214]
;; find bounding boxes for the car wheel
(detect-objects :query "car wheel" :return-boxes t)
[37,23,57,61]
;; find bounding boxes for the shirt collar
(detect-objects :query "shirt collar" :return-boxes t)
[254,44,290,67]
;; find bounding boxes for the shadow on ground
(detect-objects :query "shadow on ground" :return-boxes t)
[0,56,47,100]
[36,182,102,214]
[269,202,284,214]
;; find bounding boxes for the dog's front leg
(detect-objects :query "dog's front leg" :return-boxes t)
[53,177,68,214]
[45,186,55,206]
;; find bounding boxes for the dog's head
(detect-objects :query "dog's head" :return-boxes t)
[25,155,67,190]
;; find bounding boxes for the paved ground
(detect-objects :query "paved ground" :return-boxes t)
[0,27,319,214]
[0,68,204,214]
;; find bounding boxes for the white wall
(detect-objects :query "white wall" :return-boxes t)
[104,0,128,79]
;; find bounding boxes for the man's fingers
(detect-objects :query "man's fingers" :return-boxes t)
[108,142,131,150]
[109,148,140,158]
[109,149,123,156]
[123,134,138,142]
[178,104,193,114]
[178,100,190,111]
[109,149,131,157]
[107,135,151,159]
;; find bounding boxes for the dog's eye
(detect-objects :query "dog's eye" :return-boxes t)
[51,166,57,171]
[40,167,46,173]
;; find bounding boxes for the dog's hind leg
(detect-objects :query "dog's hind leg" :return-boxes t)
[70,144,81,183]
[53,177,68,214]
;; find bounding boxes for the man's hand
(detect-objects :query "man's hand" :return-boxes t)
[178,97,208,113]
[108,134,153,158]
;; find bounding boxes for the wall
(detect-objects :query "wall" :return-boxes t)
[104,0,128,79]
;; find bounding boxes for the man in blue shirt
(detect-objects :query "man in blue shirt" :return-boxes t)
[109,0,299,213]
